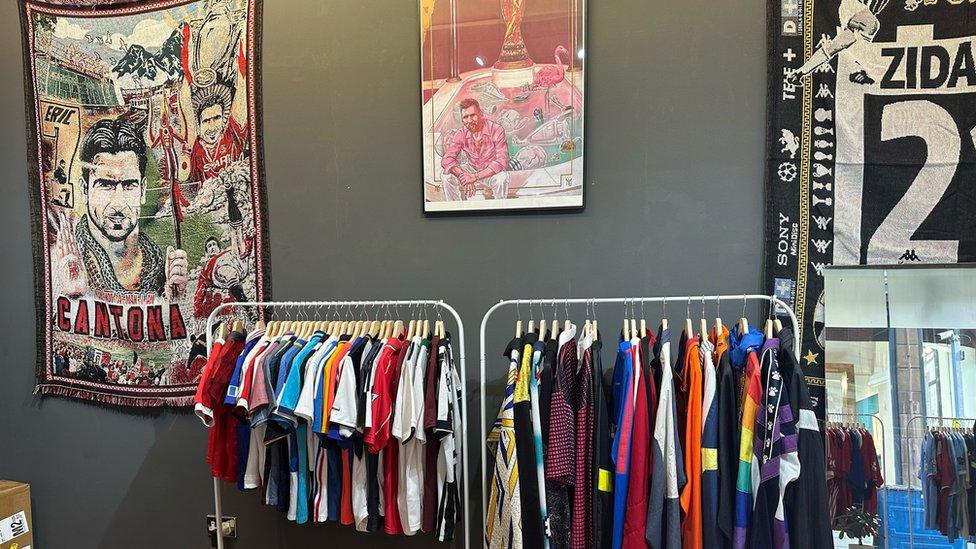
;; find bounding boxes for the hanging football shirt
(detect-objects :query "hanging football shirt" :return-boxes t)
[678,333,704,549]
[515,333,546,548]
[392,337,422,534]
[749,337,800,548]
[732,338,762,549]
[485,336,524,549]
[592,335,615,549]
[610,337,635,549]
[623,333,651,549]
[434,334,462,542]
[710,326,737,549]
[646,327,684,549]
[422,333,441,534]
[529,337,551,548]
[777,328,832,549]
[700,337,719,549]
[573,329,596,549]
[194,336,225,427]
[546,324,578,549]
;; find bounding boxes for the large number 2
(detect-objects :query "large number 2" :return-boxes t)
[867,100,961,263]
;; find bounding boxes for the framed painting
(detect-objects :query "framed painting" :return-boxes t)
[421,0,585,214]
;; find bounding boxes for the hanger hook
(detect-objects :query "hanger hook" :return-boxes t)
[701,295,706,318]
[640,299,645,318]
[741,294,747,318]
[515,301,521,321]
[716,296,721,318]
[662,297,667,318]
[687,297,691,319]
[564,298,570,321]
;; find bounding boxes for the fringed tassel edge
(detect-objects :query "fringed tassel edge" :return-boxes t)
[34,384,195,408]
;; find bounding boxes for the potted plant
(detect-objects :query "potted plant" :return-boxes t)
[835,505,881,548]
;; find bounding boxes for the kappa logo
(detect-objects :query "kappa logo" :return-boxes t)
[812,239,832,254]
[899,249,922,262]
[779,129,800,159]
[812,215,832,231]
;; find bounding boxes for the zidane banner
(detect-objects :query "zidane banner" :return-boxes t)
[765,0,976,416]
[20,0,270,406]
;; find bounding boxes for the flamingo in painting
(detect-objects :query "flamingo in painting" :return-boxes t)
[533,45,570,115]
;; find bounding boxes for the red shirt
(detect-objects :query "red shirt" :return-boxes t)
[364,337,407,535]
[200,334,244,483]
[859,430,884,514]
[623,341,651,548]
[189,116,247,183]
[193,339,224,416]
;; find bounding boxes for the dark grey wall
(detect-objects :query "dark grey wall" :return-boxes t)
[0,0,767,547]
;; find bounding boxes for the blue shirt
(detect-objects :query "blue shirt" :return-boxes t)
[610,338,634,549]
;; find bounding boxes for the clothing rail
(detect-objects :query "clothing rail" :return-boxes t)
[826,411,888,549]
[904,414,976,549]
[477,294,799,545]
[205,299,469,549]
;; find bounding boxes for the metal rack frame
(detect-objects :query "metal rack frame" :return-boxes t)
[903,414,976,549]
[825,411,888,549]
[477,294,799,541]
[205,299,469,549]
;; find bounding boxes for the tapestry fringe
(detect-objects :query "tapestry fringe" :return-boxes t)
[35,384,195,408]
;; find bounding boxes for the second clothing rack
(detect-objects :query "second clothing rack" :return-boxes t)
[477,293,799,540]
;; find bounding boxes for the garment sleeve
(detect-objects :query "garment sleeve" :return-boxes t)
[440,130,465,173]
[194,341,224,426]
[411,346,428,442]
[435,348,453,435]
[392,353,413,443]
[329,355,359,438]
[485,124,509,176]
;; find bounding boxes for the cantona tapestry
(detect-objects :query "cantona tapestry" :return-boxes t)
[20,0,270,406]
[764,0,976,418]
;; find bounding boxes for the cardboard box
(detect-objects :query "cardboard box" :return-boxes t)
[0,481,33,549]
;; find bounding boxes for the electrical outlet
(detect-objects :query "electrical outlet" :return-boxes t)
[207,515,238,547]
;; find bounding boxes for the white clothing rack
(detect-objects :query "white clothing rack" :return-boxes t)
[477,294,799,543]
[205,299,470,549]
[825,411,888,549]
[904,414,976,549]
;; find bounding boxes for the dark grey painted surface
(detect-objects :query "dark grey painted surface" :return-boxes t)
[0,0,767,547]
